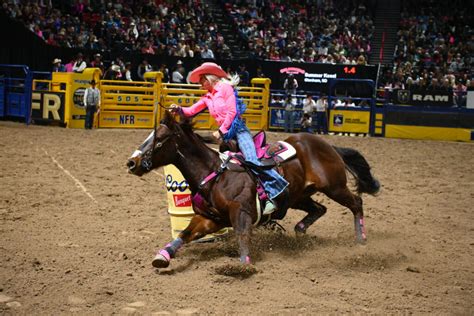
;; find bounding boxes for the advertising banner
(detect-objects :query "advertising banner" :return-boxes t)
[31,91,65,123]
[329,109,370,133]
[269,106,304,130]
[98,111,154,128]
[392,88,453,107]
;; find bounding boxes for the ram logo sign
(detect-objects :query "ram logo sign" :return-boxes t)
[397,90,410,104]
[394,88,453,107]
[412,94,449,102]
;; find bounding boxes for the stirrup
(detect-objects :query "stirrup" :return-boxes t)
[262,200,276,216]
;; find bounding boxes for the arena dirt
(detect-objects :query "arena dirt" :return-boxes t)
[0,121,473,315]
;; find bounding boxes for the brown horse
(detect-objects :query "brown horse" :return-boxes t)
[127,111,380,268]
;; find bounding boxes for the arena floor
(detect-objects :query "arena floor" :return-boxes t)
[0,121,473,314]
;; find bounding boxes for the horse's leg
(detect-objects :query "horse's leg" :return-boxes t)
[152,215,223,268]
[325,187,366,243]
[229,202,254,264]
[293,197,327,235]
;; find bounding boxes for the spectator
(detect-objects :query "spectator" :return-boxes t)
[314,95,328,135]
[256,66,266,78]
[52,58,65,72]
[302,94,316,115]
[300,113,313,133]
[83,79,100,130]
[344,97,357,107]
[123,62,133,81]
[72,53,87,73]
[334,98,345,108]
[283,74,298,96]
[103,65,121,80]
[238,64,250,86]
[137,60,152,81]
[64,57,75,73]
[159,64,170,83]
[454,80,467,107]
[171,60,185,84]
[141,40,156,55]
[90,53,104,73]
[427,78,441,91]
[283,95,295,133]
[201,45,215,59]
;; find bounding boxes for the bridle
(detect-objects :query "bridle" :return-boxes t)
[140,95,186,171]
[141,124,172,171]
[140,124,185,171]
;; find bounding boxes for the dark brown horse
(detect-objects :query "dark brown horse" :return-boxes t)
[127,111,380,268]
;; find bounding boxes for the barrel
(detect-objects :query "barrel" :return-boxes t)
[163,165,229,241]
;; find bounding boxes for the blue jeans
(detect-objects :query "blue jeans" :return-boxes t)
[315,111,328,134]
[235,129,289,200]
[85,105,96,129]
[284,111,294,133]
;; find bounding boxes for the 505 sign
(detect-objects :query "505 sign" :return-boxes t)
[117,95,140,103]
[31,91,65,122]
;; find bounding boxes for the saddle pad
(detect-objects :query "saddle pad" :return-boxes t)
[272,141,296,161]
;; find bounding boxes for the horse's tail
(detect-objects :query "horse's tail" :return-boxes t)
[332,146,380,196]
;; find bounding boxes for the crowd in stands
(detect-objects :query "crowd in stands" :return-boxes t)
[224,0,374,65]
[2,0,473,107]
[1,0,231,59]
[382,0,473,106]
[2,0,374,65]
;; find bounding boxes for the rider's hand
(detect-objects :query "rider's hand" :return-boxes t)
[213,130,222,140]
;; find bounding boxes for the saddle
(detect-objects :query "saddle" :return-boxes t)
[220,130,297,171]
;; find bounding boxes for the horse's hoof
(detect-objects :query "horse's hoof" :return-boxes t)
[294,222,306,235]
[152,254,170,268]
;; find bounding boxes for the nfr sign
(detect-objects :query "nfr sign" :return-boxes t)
[31,91,65,122]
[120,114,135,124]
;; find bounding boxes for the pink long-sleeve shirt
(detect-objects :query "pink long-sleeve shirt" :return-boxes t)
[181,82,237,134]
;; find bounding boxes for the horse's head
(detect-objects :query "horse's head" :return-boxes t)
[127,111,184,176]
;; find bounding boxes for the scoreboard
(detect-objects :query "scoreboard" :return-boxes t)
[261,61,379,92]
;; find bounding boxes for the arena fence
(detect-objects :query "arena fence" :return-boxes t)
[158,77,270,131]
[98,72,160,128]
[0,64,35,122]
[29,69,271,130]
[1,64,470,142]
[383,105,474,142]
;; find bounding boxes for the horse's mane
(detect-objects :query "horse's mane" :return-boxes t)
[163,111,219,157]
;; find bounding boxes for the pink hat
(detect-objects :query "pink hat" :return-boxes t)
[189,62,228,83]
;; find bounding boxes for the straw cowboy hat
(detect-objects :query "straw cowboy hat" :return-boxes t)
[188,62,228,83]
[52,58,62,64]
[111,65,121,72]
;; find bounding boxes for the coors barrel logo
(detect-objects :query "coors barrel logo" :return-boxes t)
[166,175,188,192]
[173,194,192,207]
